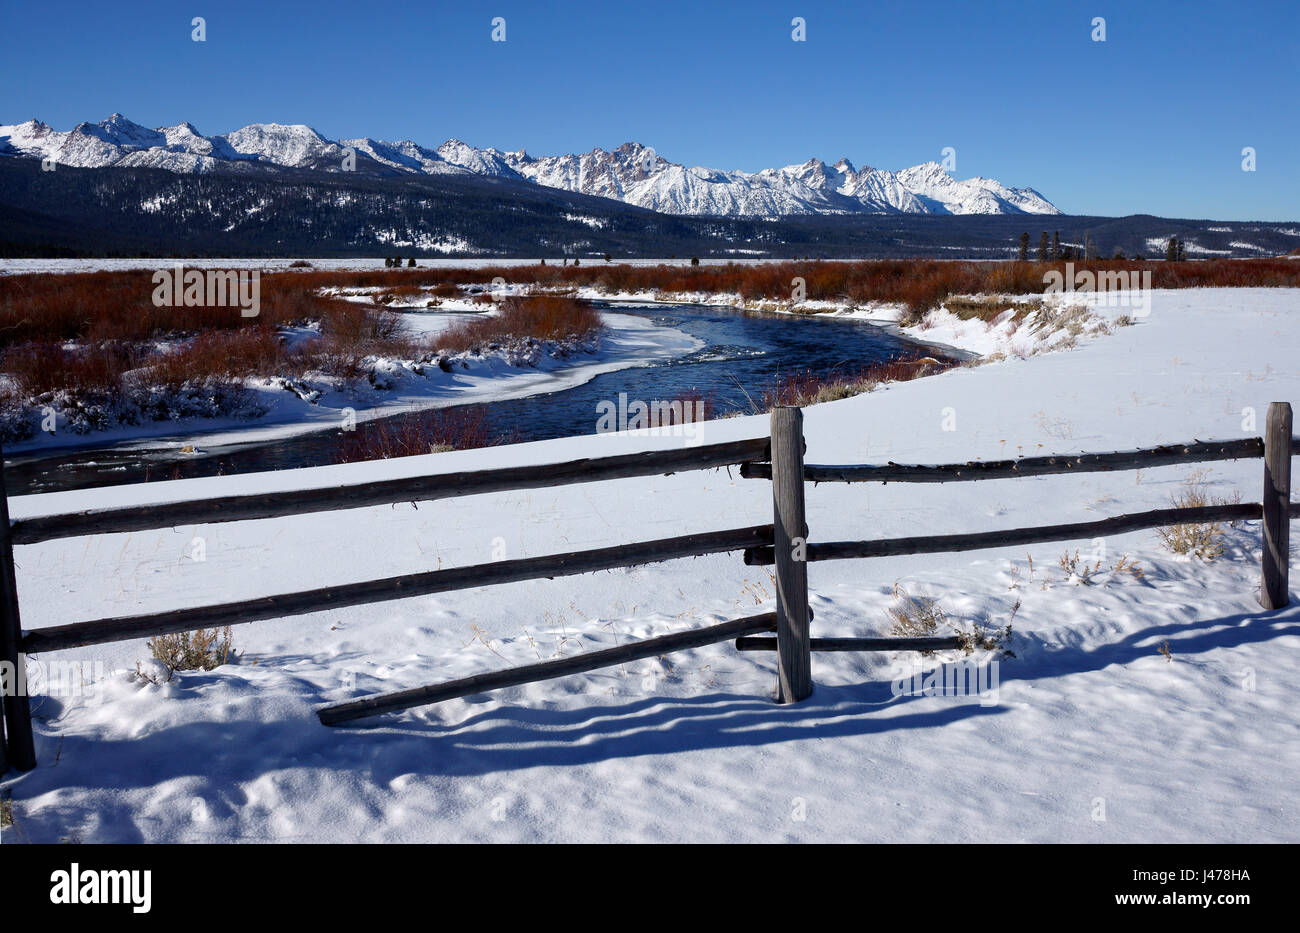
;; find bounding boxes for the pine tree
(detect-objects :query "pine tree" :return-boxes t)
[1018,232,1030,261]
[1037,232,1049,261]
[407,257,416,268]
[1052,231,1060,260]
[1166,237,1179,262]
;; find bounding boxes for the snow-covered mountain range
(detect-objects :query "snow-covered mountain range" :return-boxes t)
[0,114,1062,217]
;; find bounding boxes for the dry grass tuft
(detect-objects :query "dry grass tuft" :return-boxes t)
[885,582,948,639]
[1157,470,1238,559]
[136,627,234,684]
[942,294,1044,322]
[1059,548,1102,585]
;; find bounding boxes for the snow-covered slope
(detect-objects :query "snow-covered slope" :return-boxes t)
[0,114,1062,216]
[504,146,1059,216]
[896,161,1058,215]
[339,138,463,175]
[435,139,523,178]
[0,114,248,174]
[218,122,348,168]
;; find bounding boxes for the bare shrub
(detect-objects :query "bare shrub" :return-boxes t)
[1059,548,1102,585]
[1157,470,1237,559]
[136,627,234,683]
[953,616,1016,657]
[1109,554,1145,582]
[885,582,947,639]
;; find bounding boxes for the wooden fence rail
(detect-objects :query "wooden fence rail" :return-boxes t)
[1,403,1295,771]
[736,635,964,653]
[739,437,1285,484]
[22,524,775,654]
[11,437,771,546]
[743,503,1265,566]
[0,437,775,771]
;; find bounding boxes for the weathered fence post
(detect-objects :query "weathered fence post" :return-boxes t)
[1260,402,1292,610]
[0,441,35,771]
[770,407,812,703]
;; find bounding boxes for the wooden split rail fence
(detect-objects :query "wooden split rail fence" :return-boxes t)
[1,403,1295,772]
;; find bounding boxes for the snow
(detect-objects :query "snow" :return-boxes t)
[1144,237,1233,256]
[563,214,608,229]
[338,138,460,175]
[369,230,477,253]
[219,123,340,167]
[1,113,1060,216]
[434,139,521,179]
[508,145,1059,217]
[2,286,1298,843]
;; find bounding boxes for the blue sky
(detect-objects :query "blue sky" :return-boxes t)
[3,0,1296,220]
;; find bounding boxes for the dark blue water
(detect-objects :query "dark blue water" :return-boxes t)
[2,302,952,495]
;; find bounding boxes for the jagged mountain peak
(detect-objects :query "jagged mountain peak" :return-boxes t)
[0,115,1062,216]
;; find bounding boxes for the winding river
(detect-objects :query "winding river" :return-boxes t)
[2,302,957,496]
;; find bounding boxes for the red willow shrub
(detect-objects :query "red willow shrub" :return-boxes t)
[266,257,1300,317]
[144,327,287,388]
[2,340,138,396]
[0,269,340,349]
[333,405,500,462]
[2,328,289,400]
[0,269,419,396]
[432,295,601,353]
[6,259,1296,353]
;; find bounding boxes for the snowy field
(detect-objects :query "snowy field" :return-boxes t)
[2,286,1298,843]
